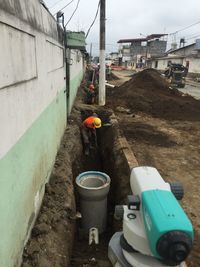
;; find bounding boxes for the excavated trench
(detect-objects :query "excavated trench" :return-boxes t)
[22,105,136,267]
[70,107,133,266]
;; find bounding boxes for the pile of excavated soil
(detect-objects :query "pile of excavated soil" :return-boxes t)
[107,69,200,121]
[107,69,200,267]
[106,71,120,81]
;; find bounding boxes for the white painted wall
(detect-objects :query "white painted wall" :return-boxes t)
[70,49,83,80]
[67,48,84,113]
[152,58,183,71]
[152,56,200,74]
[184,57,200,73]
[0,1,65,160]
[0,1,66,266]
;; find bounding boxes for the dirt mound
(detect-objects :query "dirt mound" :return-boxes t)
[107,69,200,121]
[107,71,120,81]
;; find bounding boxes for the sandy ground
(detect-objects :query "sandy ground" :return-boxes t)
[107,70,200,267]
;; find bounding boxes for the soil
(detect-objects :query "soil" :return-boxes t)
[22,100,130,267]
[106,72,120,81]
[22,68,200,267]
[107,69,200,121]
[107,68,200,267]
[22,109,83,267]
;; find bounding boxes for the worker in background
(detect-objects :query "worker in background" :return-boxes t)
[80,114,102,155]
[86,84,96,104]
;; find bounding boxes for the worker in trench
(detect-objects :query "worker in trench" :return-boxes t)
[86,83,96,104]
[80,113,102,156]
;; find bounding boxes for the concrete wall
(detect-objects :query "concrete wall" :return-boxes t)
[148,40,167,57]
[170,44,195,57]
[152,56,200,74]
[130,42,146,58]
[0,1,68,266]
[152,58,183,70]
[67,49,84,114]
[183,57,200,73]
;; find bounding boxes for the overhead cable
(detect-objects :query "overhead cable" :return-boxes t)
[183,31,200,39]
[170,20,200,35]
[86,0,100,38]
[65,0,81,27]
[53,0,75,16]
[49,0,64,9]
[185,34,200,41]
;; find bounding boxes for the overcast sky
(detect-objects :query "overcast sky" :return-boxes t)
[45,0,200,55]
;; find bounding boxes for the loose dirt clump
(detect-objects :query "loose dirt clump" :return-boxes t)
[107,68,200,121]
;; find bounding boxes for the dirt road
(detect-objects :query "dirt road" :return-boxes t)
[107,69,200,267]
[180,84,200,99]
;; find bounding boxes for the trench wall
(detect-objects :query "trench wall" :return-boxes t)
[0,1,83,266]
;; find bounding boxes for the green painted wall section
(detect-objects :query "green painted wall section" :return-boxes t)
[0,88,66,267]
[68,70,84,114]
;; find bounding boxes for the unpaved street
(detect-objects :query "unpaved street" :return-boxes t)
[107,69,200,267]
[180,84,200,99]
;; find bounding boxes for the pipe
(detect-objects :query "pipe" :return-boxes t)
[76,171,110,234]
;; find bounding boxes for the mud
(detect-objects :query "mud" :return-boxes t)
[70,105,132,267]
[106,72,120,81]
[22,101,132,267]
[107,69,200,121]
[22,110,83,267]
[22,68,200,267]
[107,69,200,267]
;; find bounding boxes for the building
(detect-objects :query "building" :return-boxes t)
[117,34,167,68]
[152,41,200,75]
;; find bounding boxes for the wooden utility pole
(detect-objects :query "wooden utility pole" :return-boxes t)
[99,0,106,106]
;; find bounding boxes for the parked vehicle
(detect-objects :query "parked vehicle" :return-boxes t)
[164,63,188,88]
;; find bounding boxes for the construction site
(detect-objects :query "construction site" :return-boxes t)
[21,69,200,267]
[1,0,200,267]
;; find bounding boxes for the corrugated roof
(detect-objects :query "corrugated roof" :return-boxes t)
[147,34,168,39]
[117,34,168,43]
[117,38,147,43]
[169,43,195,53]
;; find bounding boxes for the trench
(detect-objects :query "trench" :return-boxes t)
[22,105,134,267]
[70,107,132,266]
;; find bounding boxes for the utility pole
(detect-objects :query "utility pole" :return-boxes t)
[99,0,106,106]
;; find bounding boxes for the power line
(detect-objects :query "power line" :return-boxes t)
[49,0,64,9]
[170,20,200,35]
[185,34,200,41]
[53,0,75,16]
[182,31,200,39]
[65,0,80,27]
[86,0,100,38]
